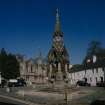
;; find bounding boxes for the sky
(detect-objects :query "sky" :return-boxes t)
[0,0,105,64]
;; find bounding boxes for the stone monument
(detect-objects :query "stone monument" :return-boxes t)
[47,9,70,86]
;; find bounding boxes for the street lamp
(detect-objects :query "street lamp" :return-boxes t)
[50,78,54,88]
[64,78,68,105]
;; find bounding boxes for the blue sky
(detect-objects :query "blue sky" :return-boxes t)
[0,0,105,64]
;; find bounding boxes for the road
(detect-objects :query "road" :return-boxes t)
[0,94,36,105]
[0,87,39,105]
[0,86,105,105]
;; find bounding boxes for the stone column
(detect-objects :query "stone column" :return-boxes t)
[49,64,52,79]
[65,64,68,77]
[65,64,69,83]
[56,63,63,81]
[65,64,68,73]
[58,63,61,72]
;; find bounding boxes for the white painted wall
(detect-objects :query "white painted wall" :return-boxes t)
[69,67,105,86]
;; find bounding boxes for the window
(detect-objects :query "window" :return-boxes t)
[85,70,86,75]
[92,69,94,74]
[31,65,33,73]
[96,77,97,82]
[90,77,92,82]
[102,68,105,72]
[100,77,103,82]
[96,68,98,73]
[84,78,87,82]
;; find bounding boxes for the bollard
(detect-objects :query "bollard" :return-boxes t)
[21,90,25,100]
[64,82,68,105]
[6,87,10,93]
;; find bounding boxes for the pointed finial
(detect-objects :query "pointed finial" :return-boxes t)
[55,8,61,32]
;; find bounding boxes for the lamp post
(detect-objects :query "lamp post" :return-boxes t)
[51,78,54,88]
[64,78,68,105]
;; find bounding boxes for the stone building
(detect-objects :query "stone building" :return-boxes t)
[69,53,105,86]
[16,53,47,84]
[69,67,104,86]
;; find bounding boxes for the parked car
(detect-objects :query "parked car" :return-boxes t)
[76,80,91,86]
[16,78,26,87]
[90,100,105,105]
[8,78,26,87]
[0,79,7,88]
[8,79,17,87]
[96,81,105,87]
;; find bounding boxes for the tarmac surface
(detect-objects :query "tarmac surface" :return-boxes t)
[0,86,105,105]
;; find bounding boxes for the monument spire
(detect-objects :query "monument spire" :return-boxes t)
[55,8,61,32]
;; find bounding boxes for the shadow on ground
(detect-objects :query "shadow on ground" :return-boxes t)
[0,102,18,105]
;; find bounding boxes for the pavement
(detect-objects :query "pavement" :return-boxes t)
[0,86,105,105]
[15,86,96,105]
[0,87,40,105]
[0,94,39,105]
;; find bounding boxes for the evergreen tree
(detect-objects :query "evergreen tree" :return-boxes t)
[83,41,105,68]
[0,48,7,75]
[87,41,102,56]
[0,48,20,79]
[83,41,102,64]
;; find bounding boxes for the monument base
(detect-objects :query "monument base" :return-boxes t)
[54,81,66,88]
[48,78,69,90]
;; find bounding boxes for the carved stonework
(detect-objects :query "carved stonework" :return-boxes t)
[47,9,70,82]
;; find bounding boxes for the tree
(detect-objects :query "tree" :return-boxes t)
[87,41,102,56]
[0,48,20,79]
[0,48,7,73]
[83,41,102,65]
[70,64,84,72]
